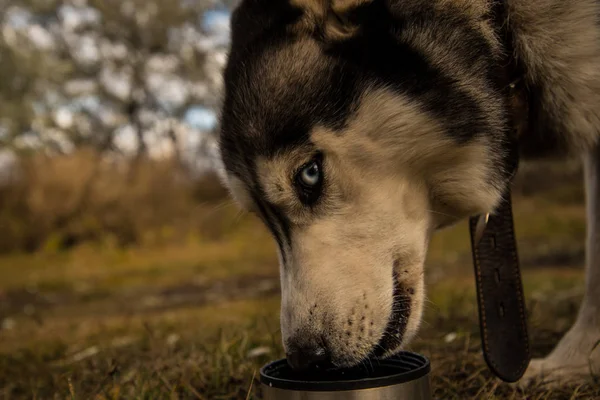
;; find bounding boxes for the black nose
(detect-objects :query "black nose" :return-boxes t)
[286,345,331,371]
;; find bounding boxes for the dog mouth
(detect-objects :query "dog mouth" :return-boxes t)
[371,270,411,357]
[281,269,414,371]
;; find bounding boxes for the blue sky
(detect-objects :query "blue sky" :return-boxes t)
[185,106,219,131]
[183,9,231,132]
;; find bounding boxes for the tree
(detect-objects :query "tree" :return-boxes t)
[0,0,229,173]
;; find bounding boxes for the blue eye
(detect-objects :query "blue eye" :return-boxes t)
[295,156,324,206]
[299,161,320,187]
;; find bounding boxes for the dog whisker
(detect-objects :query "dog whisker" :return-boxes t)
[425,208,460,219]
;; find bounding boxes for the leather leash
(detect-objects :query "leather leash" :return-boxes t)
[467,0,531,383]
[469,193,530,382]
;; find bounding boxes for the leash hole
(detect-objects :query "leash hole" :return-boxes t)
[494,268,501,284]
[498,302,505,318]
[490,234,496,249]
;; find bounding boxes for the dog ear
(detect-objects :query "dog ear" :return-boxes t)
[228,0,307,52]
[327,0,375,40]
[291,0,375,41]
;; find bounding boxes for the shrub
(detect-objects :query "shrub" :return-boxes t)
[0,149,230,253]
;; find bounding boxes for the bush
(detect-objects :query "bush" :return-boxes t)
[0,149,230,253]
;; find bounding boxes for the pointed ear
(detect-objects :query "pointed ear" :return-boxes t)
[290,0,375,41]
[228,0,313,53]
[327,0,375,40]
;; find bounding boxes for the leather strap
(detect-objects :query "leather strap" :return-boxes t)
[469,191,530,382]
[464,0,531,383]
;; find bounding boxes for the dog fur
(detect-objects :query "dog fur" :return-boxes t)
[218,0,600,385]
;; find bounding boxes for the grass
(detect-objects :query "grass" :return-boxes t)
[1,159,599,399]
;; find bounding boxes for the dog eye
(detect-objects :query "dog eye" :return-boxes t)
[294,157,323,205]
[299,161,320,187]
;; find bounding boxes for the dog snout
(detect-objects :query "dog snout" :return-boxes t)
[286,337,331,370]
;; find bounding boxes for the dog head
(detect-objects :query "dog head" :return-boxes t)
[218,0,514,369]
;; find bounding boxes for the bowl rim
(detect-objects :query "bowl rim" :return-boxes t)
[259,351,430,392]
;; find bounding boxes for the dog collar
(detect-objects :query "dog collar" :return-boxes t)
[467,0,531,383]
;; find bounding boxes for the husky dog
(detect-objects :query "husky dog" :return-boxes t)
[218,0,600,385]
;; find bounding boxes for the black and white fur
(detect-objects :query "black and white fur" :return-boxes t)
[218,0,600,385]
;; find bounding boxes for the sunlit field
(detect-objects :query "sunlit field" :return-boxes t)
[1,160,599,399]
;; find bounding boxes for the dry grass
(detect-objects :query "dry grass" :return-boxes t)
[0,158,598,399]
[1,269,596,399]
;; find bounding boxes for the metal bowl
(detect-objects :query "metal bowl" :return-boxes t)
[260,351,431,400]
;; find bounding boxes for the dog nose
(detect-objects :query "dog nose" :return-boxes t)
[286,345,331,371]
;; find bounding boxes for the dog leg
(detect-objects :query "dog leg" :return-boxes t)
[519,146,600,387]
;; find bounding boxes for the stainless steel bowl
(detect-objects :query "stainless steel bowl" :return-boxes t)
[260,351,431,400]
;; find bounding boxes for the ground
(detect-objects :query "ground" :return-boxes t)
[1,160,599,399]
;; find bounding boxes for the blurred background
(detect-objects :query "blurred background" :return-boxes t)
[0,1,596,399]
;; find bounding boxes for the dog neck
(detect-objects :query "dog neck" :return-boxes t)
[491,0,529,183]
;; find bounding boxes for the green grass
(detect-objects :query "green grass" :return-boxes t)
[1,160,599,399]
